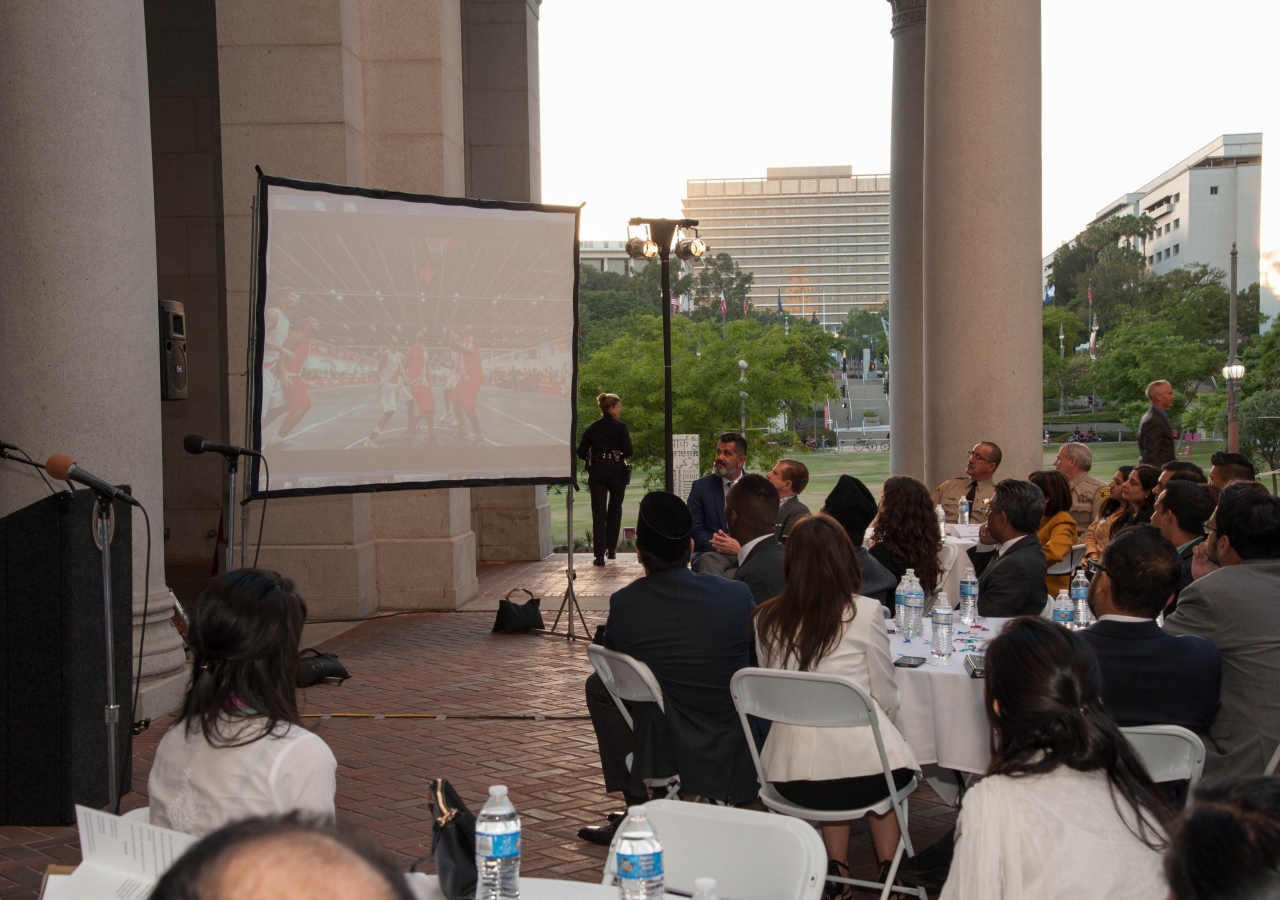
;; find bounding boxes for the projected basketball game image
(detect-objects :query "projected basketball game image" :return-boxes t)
[253,183,578,494]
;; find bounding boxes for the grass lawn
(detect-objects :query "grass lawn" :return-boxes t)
[546,439,1230,546]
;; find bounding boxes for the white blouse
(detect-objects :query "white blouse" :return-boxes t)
[756,594,919,781]
[149,716,337,837]
[941,766,1167,900]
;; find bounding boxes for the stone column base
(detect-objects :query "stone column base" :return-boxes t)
[472,485,552,561]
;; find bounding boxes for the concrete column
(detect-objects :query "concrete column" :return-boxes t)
[887,0,926,482]
[922,0,1042,488]
[0,0,188,718]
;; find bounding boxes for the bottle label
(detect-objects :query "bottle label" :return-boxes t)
[476,831,520,859]
[960,585,977,598]
[617,851,663,880]
[1071,588,1088,601]
[1053,609,1072,625]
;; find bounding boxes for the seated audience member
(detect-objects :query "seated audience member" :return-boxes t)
[940,618,1173,899]
[149,570,337,837]
[1078,526,1220,734]
[1164,776,1280,900]
[580,492,758,845]
[688,432,748,575]
[966,479,1049,617]
[1209,451,1256,490]
[932,442,1000,524]
[868,475,942,609]
[1164,484,1280,778]
[1028,470,1078,596]
[821,475,898,607]
[1159,460,1208,495]
[767,457,811,542]
[1152,481,1215,607]
[754,515,919,891]
[1088,465,1160,560]
[726,474,786,604]
[1051,442,1109,537]
[151,813,414,900]
[1084,466,1134,559]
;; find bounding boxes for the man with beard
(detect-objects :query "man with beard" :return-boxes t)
[688,432,748,576]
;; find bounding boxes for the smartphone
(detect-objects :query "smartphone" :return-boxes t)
[894,656,928,668]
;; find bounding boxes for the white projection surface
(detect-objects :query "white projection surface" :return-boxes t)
[254,183,578,494]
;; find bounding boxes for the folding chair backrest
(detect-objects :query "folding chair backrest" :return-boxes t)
[1041,595,1054,618]
[938,541,959,584]
[1121,725,1206,792]
[732,668,874,728]
[587,645,665,713]
[604,799,826,900]
[1047,544,1087,576]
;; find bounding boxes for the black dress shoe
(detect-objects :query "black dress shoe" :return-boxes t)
[592,557,606,567]
[606,550,616,560]
[577,819,619,846]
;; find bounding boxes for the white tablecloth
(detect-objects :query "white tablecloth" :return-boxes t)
[888,617,1009,775]
[407,874,679,899]
[939,535,977,607]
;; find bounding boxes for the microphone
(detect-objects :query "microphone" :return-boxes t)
[45,454,140,506]
[183,434,262,458]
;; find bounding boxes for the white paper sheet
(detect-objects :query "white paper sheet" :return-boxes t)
[54,806,197,900]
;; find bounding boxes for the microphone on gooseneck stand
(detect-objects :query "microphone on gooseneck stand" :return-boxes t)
[44,454,141,507]
[183,434,262,458]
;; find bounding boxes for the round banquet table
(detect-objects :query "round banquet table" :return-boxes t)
[888,617,1009,775]
[407,874,679,899]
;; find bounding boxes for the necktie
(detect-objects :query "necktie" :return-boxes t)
[966,481,977,503]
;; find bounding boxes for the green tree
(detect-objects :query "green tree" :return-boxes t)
[1094,318,1222,424]
[578,264,633,293]
[577,316,837,479]
[1049,213,1155,330]
[1132,266,1263,349]
[690,253,754,322]
[577,289,655,359]
[841,305,888,365]
[626,258,692,312]
[1239,390,1280,493]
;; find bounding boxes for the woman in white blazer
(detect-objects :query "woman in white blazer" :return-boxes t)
[754,514,920,894]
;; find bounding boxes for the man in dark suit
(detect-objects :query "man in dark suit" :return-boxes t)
[580,491,758,844]
[1138,379,1177,467]
[967,479,1049,617]
[726,474,786,604]
[766,458,811,542]
[1079,526,1221,734]
[688,432,748,575]
[1152,480,1214,609]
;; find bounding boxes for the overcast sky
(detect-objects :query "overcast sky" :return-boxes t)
[540,0,1278,278]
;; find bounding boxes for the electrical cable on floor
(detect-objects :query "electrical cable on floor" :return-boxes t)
[300,712,591,721]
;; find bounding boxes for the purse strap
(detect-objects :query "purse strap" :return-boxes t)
[502,587,537,602]
[434,779,458,827]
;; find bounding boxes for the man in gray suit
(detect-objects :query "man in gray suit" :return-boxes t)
[767,458,811,543]
[1138,380,1177,467]
[1165,483,1280,777]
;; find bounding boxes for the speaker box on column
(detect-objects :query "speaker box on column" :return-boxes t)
[0,489,133,824]
[160,299,188,400]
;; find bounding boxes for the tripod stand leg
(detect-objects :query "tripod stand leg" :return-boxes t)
[539,484,592,640]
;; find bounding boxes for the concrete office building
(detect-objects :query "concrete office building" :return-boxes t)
[579,240,633,275]
[681,166,890,330]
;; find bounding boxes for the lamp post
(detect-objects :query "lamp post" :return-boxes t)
[738,359,748,435]
[626,218,705,492]
[1225,242,1245,453]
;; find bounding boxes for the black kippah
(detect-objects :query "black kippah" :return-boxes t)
[635,491,693,555]
[823,474,879,545]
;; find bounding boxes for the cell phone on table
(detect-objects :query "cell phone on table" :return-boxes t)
[894,655,928,668]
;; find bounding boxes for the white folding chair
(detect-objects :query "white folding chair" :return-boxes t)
[587,645,680,799]
[602,799,826,900]
[1041,595,1055,619]
[730,668,926,900]
[1121,725,1206,794]
[1265,742,1280,776]
[1047,543,1086,577]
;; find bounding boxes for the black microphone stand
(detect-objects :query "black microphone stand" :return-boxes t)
[224,454,238,573]
[91,491,122,814]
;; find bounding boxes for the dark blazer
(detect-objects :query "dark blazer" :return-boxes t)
[688,472,730,555]
[1170,536,1205,612]
[967,534,1048,618]
[858,547,898,610]
[1078,619,1220,733]
[775,496,811,542]
[733,535,786,605]
[1138,406,1175,467]
[603,567,759,804]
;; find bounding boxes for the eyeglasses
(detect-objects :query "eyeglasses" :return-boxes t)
[1203,520,1217,534]
[1086,558,1106,578]
[969,452,994,463]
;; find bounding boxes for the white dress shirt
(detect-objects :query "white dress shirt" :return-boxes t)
[737,533,771,566]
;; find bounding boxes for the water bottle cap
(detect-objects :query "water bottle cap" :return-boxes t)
[695,878,718,891]
[936,591,948,605]
[1058,589,1069,598]
[905,568,915,575]
[489,785,508,797]
[627,803,648,817]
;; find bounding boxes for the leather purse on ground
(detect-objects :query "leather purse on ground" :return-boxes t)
[411,778,478,900]
[296,648,350,687]
[492,588,544,634]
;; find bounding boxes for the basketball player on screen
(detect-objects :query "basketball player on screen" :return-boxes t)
[261,291,298,421]
[264,316,319,446]
[450,326,484,445]
[404,330,437,444]
[367,336,407,447]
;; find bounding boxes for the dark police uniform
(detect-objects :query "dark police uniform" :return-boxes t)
[576,413,633,561]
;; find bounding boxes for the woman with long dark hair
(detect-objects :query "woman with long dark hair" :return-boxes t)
[754,515,919,895]
[940,617,1173,898]
[868,475,943,608]
[1084,465,1135,559]
[1086,465,1160,561]
[148,569,336,837]
[1164,776,1280,900]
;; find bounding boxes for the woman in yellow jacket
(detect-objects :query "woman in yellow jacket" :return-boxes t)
[1030,470,1079,596]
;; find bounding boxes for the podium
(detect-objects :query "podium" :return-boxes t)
[0,489,133,824]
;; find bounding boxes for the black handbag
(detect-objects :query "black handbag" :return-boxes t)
[296,648,350,687]
[492,588,545,634]
[411,778,477,900]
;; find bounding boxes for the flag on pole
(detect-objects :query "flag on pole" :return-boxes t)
[720,290,727,315]
[744,295,749,315]
[776,287,783,313]
[1044,284,1055,305]
[1088,286,1093,307]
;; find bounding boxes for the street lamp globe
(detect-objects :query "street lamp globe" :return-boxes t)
[738,359,748,371]
[1223,361,1246,382]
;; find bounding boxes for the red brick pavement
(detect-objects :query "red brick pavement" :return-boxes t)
[0,611,957,897]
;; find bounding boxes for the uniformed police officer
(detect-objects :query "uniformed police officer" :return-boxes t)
[576,392,633,566]
[933,442,1002,524]
[1051,442,1109,537]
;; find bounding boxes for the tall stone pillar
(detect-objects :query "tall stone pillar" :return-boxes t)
[922,0,1043,488]
[0,0,188,718]
[887,0,927,482]
[463,0,552,561]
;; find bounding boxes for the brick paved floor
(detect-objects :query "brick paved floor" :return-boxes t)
[0,610,957,897]
[471,552,645,611]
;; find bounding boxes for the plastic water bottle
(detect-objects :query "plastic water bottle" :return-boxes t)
[692,878,720,900]
[930,591,952,664]
[1052,589,1073,627]
[906,575,926,639]
[958,496,971,525]
[475,785,521,900]
[893,578,908,633]
[958,567,978,626]
[936,504,947,537]
[1072,569,1092,629]
[615,806,663,899]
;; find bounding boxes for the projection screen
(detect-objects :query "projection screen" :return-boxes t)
[247,174,580,498]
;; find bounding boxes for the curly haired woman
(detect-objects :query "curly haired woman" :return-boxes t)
[868,475,944,612]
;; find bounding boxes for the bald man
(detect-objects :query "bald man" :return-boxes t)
[1138,380,1176,467]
